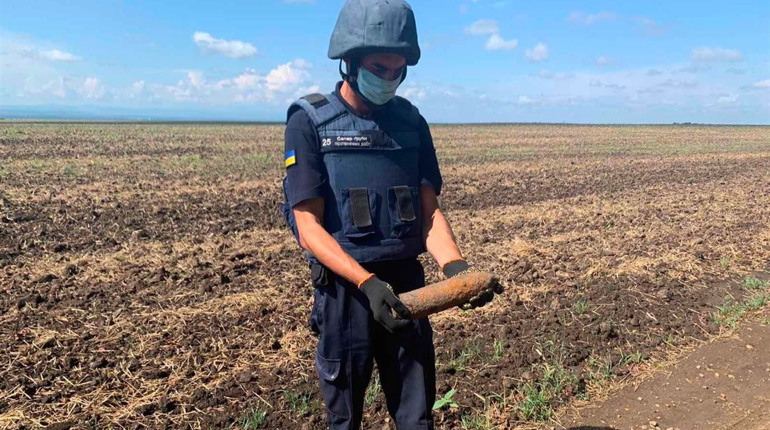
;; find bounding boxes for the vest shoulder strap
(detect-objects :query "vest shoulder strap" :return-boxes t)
[286,93,346,127]
[389,96,422,128]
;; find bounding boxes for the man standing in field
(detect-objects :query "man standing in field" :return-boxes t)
[281,1,493,428]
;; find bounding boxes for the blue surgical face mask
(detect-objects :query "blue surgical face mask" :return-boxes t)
[356,67,403,105]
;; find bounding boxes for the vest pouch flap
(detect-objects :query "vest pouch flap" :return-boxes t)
[387,186,420,239]
[341,188,378,241]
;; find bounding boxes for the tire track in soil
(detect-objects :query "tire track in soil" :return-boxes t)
[565,319,770,430]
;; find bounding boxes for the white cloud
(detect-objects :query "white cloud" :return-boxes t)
[539,70,574,80]
[265,60,311,92]
[50,81,67,98]
[132,80,145,92]
[633,17,668,36]
[294,84,321,98]
[129,80,146,99]
[646,69,662,76]
[692,47,743,63]
[0,32,109,102]
[134,58,315,106]
[753,79,770,88]
[637,87,664,95]
[588,79,625,90]
[187,71,205,88]
[485,34,518,51]
[517,95,537,105]
[39,49,81,62]
[193,31,257,58]
[567,11,617,25]
[659,79,698,88]
[717,94,738,104]
[674,63,711,74]
[23,76,107,100]
[596,56,615,67]
[465,19,499,35]
[80,77,105,99]
[291,58,313,69]
[466,19,518,52]
[525,43,548,63]
[231,69,262,90]
[400,86,426,100]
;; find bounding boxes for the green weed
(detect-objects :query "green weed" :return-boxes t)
[743,277,769,290]
[238,408,267,429]
[587,356,613,381]
[746,293,769,311]
[620,351,644,365]
[662,333,678,347]
[516,363,576,422]
[283,391,311,416]
[492,338,504,360]
[177,153,203,166]
[460,412,493,430]
[719,256,731,269]
[572,298,588,315]
[449,343,481,373]
[458,392,507,429]
[712,292,770,330]
[365,375,381,406]
[60,164,79,176]
[432,389,459,410]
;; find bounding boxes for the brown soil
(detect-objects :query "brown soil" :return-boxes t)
[564,318,770,430]
[1,123,769,429]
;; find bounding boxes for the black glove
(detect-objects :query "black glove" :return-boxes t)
[360,276,412,333]
[443,260,498,310]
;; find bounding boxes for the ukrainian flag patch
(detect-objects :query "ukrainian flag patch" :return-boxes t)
[284,149,296,168]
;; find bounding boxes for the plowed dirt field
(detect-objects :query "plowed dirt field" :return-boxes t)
[1,123,768,429]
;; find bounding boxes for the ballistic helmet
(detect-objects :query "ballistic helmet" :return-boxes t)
[328,0,421,66]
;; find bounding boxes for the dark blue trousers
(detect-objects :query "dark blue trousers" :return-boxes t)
[309,258,436,430]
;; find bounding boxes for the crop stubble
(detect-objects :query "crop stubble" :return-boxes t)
[0,123,769,429]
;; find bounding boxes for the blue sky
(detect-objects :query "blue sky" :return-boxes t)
[1,0,768,123]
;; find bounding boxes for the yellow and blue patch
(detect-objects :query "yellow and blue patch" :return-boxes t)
[284,149,296,168]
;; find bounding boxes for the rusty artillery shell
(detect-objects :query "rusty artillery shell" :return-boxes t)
[397,272,498,319]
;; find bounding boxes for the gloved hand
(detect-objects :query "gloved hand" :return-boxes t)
[443,260,499,310]
[359,276,412,333]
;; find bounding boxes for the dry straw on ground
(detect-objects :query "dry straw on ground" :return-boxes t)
[1,123,768,429]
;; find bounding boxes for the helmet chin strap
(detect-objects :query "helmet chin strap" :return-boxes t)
[339,59,406,112]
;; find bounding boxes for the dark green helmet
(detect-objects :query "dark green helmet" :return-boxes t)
[328,0,421,66]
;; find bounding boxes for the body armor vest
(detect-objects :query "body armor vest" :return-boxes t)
[282,90,426,263]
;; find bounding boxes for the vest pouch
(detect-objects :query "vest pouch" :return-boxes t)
[341,187,378,241]
[387,185,420,239]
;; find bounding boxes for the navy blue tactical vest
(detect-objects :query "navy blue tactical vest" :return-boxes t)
[281,89,425,263]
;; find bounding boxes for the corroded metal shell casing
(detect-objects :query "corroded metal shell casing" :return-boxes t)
[397,272,499,319]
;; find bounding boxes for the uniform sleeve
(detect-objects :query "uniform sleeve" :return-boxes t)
[284,109,327,207]
[417,116,443,195]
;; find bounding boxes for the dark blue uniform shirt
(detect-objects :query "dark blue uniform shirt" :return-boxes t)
[284,90,443,209]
